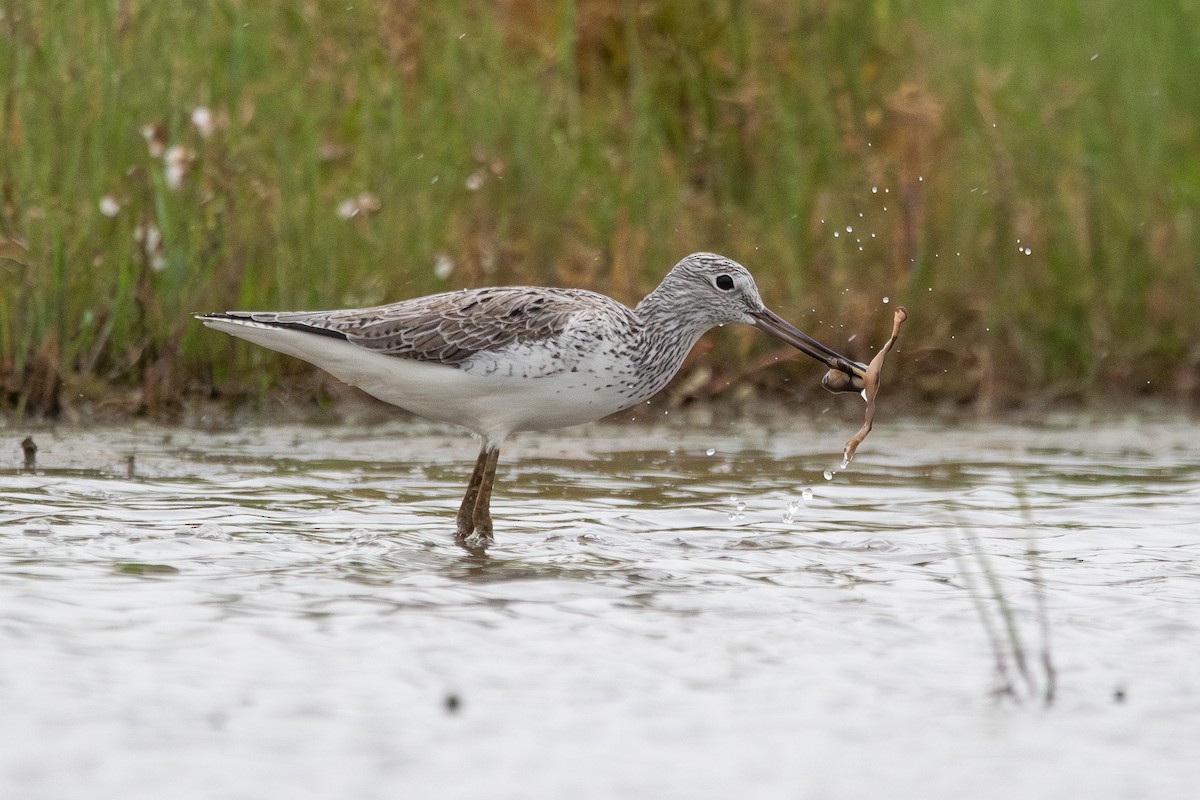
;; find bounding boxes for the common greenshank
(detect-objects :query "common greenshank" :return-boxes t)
[198,252,871,551]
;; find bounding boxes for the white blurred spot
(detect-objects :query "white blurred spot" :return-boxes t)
[134,220,167,273]
[191,106,215,138]
[337,193,381,220]
[164,145,193,190]
[141,123,166,157]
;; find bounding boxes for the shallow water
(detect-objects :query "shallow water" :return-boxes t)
[2,410,1199,798]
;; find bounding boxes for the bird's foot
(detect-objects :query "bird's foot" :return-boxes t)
[455,514,474,540]
[456,527,492,555]
[455,509,494,554]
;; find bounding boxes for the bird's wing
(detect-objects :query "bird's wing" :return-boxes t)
[224,287,626,366]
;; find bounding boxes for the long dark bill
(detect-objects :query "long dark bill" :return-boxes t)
[751,307,867,394]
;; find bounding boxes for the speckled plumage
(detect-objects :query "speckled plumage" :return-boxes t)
[237,287,610,367]
[198,252,866,550]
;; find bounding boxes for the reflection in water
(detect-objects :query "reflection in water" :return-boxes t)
[2,412,1199,797]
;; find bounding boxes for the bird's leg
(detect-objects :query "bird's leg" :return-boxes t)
[470,446,501,541]
[456,445,491,539]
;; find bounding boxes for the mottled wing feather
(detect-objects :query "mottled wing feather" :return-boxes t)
[238,287,624,366]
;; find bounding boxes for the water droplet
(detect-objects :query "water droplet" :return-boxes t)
[705,448,716,456]
[833,231,839,238]
[882,296,890,304]
[846,226,853,233]
[729,497,746,521]
[871,186,878,193]
[823,469,834,481]
[802,488,814,501]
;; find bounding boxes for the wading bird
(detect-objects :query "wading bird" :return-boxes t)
[199,253,867,551]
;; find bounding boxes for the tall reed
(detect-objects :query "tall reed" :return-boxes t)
[1,1,1195,414]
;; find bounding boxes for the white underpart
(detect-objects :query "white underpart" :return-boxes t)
[201,318,650,443]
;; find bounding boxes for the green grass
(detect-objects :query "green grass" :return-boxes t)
[1,0,1197,415]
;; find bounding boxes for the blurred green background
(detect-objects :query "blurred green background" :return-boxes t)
[1,0,1197,417]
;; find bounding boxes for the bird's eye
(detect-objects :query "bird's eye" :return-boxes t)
[714,274,735,291]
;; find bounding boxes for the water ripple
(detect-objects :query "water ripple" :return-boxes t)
[1,413,1199,798]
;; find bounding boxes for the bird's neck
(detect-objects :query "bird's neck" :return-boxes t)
[633,281,716,340]
[629,286,717,396]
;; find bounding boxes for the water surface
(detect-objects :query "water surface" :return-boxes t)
[2,410,1198,798]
